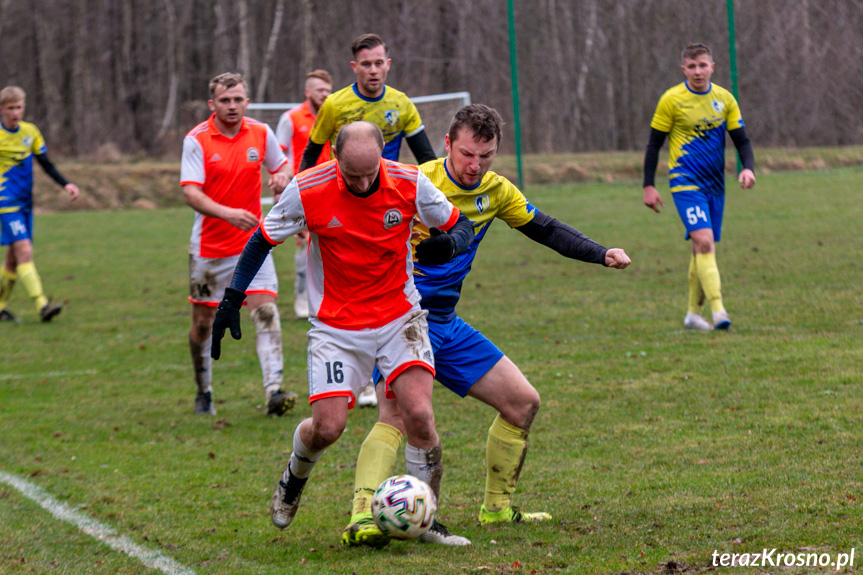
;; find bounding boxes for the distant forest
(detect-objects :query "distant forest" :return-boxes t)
[2,0,860,155]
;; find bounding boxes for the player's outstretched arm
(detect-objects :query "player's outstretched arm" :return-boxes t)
[604,248,631,269]
[516,209,611,264]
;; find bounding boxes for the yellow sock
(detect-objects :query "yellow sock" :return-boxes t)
[351,422,402,517]
[694,252,723,314]
[484,415,529,513]
[687,255,704,313]
[16,262,48,311]
[0,267,16,312]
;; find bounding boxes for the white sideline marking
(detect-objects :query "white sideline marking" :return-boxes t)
[0,472,195,575]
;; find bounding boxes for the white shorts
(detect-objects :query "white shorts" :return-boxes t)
[188,253,278,306]
[306,307,434,408]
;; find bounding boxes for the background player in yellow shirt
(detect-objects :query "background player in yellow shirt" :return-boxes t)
[297,33,437,173]
[341,105,631,547]
[643,43,755,331]
[0,86,79,323]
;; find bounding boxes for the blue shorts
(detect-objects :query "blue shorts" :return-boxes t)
[373,315,504,397]
[671,190,725,242]
[0,208,33,246]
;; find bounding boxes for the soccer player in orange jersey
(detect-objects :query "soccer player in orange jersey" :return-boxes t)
[180,72,293,417]
[209,122,474,541]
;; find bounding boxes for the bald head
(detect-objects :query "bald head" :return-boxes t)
[335,122,385,194]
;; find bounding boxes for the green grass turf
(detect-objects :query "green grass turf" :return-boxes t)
[1,168,861,574]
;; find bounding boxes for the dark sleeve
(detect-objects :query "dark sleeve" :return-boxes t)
[447,212,474,255]
[228,229,275,293]
[728,127,755,172]
[642,128,668,188]
[515,208,608,265]
[298,141,325,173]
[406,130,438,165]
[34,154,70,187]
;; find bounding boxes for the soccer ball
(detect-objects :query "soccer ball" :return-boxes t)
[371,475,437,540]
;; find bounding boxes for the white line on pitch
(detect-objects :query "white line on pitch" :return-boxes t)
[0,471,195,575]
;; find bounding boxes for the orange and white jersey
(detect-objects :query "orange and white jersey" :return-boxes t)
[275,102,331,173]
[180,114,287,258]
[262,158,460,330]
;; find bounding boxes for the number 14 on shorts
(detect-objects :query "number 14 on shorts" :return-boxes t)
[686,205,708,225]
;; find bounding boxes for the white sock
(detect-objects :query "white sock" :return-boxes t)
[405,443,443,501]
[287,422,324,480]
[250,303,284,390]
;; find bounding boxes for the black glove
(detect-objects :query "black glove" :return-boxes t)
[211,287,246,360]
[416,227,457,265]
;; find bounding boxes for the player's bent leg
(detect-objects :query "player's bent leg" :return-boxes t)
[343,392,403,548]
[272,407,344,529]
[350,421,402,518]
[390,366,437,448]
[468,357,549,523]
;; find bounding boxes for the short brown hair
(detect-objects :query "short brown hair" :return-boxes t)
[351,34,387,58]
[0,86,26,106]
[306,69,333,85]
[448,104,503,148]
[208,72,246,99]
[682,43,712,62]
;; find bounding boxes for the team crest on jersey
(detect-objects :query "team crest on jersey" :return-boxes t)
[712,100,724,114]
[384,110,399,126]
[383,208,403,229]
[246,147,260,162]
[475,194,490,215]
[22,136,33,147]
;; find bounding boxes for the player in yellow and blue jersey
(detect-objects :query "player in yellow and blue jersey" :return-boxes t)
[340,105,631,548]
[297,33,436,173]
[0,86,79,323]
[643,43,756,331]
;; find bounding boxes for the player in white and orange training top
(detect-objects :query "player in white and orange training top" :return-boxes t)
[209,121,474,542]
[275,69,333,319]
[180,72,293,417]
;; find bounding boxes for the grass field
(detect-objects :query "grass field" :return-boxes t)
[1,167,861,574]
